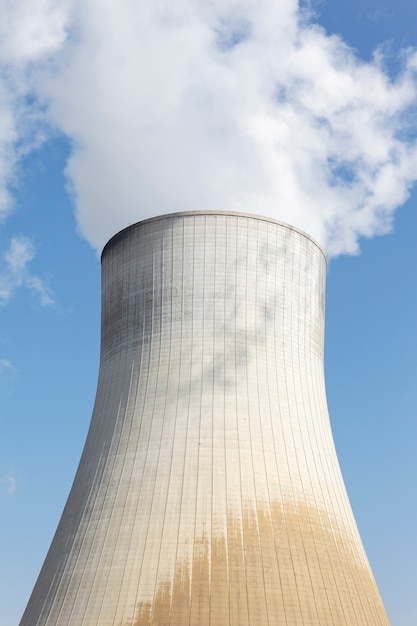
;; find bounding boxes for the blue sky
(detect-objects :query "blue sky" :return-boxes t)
[1,1,416,624]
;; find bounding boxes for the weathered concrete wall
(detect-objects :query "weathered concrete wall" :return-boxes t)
[21,212,389,625]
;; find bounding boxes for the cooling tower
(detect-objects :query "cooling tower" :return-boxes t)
[21,211,389,625]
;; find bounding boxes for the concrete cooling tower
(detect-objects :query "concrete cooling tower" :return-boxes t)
[21,211,389,625]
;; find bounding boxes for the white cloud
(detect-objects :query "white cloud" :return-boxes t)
[0,83,18,220]
[0,236,54,306]
[1,0,417,256]
[0,236,33,303]
[0,471,17,495]
[26,275,55,306]
[0,0,69,63]
[0,358,15,371]
[0,0,70,220]
[0,359,16,386]
[0,359,16,395]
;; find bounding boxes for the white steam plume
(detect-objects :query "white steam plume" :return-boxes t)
[2,0,417,256]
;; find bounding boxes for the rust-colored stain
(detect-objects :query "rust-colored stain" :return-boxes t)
[132,499,389,626]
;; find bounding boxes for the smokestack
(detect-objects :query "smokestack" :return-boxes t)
[21,211,389,625]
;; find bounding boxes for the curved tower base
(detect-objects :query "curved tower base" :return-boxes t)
[21,212,389,625]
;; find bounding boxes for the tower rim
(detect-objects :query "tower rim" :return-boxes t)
[101,210,326,263]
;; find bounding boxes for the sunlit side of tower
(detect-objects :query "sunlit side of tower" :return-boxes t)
[21,211,389,625]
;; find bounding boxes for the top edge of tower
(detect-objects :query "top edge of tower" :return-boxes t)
[101,210,326,263]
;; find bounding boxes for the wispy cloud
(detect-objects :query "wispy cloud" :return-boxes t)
[0,471,17,496]
[0,0,69,220]
[366,8,394,23]
[0,358,16,375]
[26,275,55,306]
[0,236,54,306]
[0,1,417,256]
[0,358,16,395]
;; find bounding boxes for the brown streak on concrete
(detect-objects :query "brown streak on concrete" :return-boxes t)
[131,499,389,625]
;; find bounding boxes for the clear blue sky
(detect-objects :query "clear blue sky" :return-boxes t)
[1,1,416,625]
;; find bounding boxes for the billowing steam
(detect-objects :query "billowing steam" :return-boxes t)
[1,0,417,256]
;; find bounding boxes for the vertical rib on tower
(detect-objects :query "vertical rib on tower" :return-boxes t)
[21,211,389,625]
